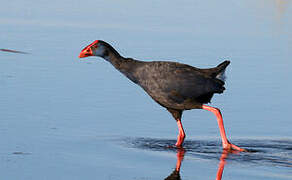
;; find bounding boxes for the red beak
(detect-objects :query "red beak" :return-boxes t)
[79,40,99,58]
[79,47,93,58]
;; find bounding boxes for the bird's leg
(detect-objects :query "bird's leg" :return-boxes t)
[167,108,184,147]
[202,105,246,152]
[175,119,186,147]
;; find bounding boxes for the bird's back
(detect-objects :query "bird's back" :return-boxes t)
[128,60,230,110]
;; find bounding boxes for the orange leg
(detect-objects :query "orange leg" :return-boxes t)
[175,119,186,147]
[202,105,246,152]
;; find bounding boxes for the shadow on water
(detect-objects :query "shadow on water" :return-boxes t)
[122,137,292,168]
[120,137,292,180]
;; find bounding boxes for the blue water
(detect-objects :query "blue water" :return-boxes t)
[0,0,292,179]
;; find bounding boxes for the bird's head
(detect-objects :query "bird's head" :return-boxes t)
[79,40,107,58]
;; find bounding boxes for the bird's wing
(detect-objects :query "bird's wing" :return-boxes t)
[135,61,225,104]
[163,66,224,101]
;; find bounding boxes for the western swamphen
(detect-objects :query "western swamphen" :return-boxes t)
[79,40,245,151]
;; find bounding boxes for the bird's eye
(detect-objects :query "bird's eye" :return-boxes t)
[87,49,90,52]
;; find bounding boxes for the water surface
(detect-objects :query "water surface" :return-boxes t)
[0,0,291,179]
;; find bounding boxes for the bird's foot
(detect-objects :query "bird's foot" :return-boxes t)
[175,143,183,148]
[175,134,185,147]
[175,141,183,148]
[223,141,247,152]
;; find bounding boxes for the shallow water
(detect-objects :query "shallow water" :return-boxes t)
[0,0,292,179]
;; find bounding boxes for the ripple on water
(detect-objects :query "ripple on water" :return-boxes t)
[120,137,292,168]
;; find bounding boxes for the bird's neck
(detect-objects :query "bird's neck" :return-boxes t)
[101,45,140,83]
[102,46,124,69]
[101,44,140,73]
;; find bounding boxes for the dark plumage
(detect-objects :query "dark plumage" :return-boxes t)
[79,40,246,152]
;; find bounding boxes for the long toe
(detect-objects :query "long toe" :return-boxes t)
[223,142,246,152]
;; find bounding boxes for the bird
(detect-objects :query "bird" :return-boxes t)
[79,40,246,152]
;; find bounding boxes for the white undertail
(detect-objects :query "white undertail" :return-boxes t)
[216,69,227,82]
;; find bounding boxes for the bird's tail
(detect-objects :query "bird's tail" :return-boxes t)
[215,60,230,82]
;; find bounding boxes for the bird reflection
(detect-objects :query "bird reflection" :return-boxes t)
[164,148,185,180]
[164,148,237,180]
